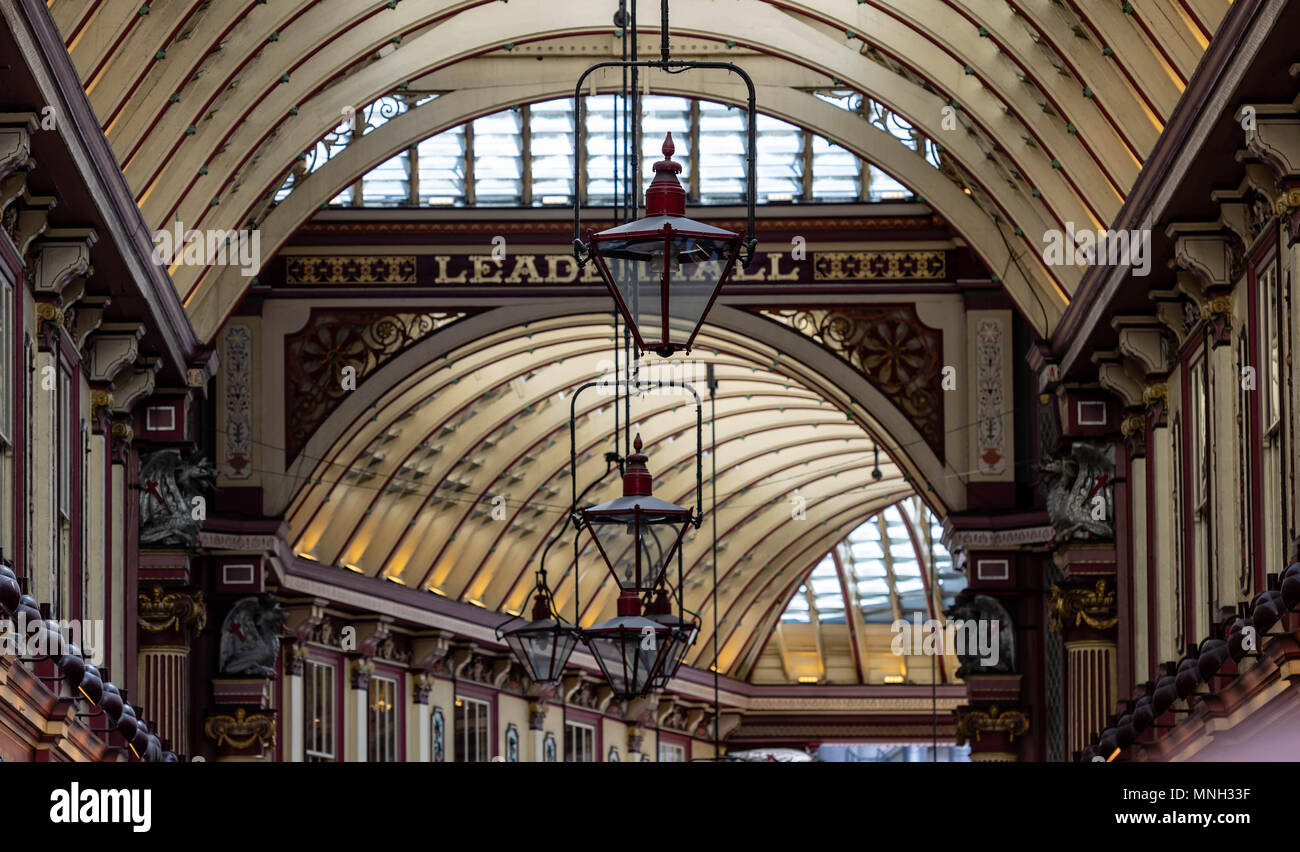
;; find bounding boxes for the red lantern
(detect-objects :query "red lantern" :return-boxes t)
[500,586,579,683]
[579,434,694,597]
[646,587,698,689]
[586,133,745,358]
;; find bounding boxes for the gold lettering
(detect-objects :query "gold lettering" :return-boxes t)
[505,254,542,284]
[730,254,767,281]
[545,254,579,283]
[470,255,503,284]
[767,252,799,281]
[433,255,467,284]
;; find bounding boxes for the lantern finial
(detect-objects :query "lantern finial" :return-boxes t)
[623,434,652,497]
[645,133,685,216]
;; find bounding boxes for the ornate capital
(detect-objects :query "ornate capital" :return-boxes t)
[412,672,433,705]
[1049,580,1118,634]
[204,707,276,749]
[528,701,548,731]
[284,642,309,677]
[953,705,1029,746]
[1198,296,1233,348]
[1273,187,1300,216]
[1121,412,1146,458]
[349,656,375,690]
[138,585,207,634]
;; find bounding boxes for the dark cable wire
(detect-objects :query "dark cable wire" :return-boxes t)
[708,362,720,756]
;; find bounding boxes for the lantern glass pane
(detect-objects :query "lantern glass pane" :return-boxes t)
[587,514,685,591]
[504,621,576,682]
[585,621,671,697]
[597,235,736,353]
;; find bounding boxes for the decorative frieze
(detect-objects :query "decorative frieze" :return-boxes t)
[285,255,417,286]
[811,249,945,281]
[221,324,253,479]
[975,317,1006,474]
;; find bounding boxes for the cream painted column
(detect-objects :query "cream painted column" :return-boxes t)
[84,418,107,627]
[282,644,306,762]
[30,347,55,608]
[1127,448,1150,685]
[408,673,432,762]
[344,657,373,762]
[1211,333,1237,623]
[108,435,128,683]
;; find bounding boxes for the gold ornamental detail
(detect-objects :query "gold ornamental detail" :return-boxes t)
[953,705,1029,746]
[204,708,276,749]
[138,585,207,633]
[1049,580,1119,634]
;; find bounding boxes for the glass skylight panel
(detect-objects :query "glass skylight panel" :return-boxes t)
[642,95,692,186]
[473,109,523,204]
[891,542,919,562]
[328,185,353,206]
[417,125,464,204]
[809,577,840,597]
[696,100,745,202]
[856,578,890,597]
[867,165,913,201]
[810,136,860,200]
[898,593,929,613]
[778,501,961,635]
[850,541,884,560]
[754,114,801,202]
[530,99,575,204]
[585,94,628,205]
[361,150,410,206]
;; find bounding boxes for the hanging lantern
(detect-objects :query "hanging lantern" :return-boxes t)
[499,584,579,683]
[583,595,676,698]
[584,133,746,358]
[579,434,695,595]
[646,587,699,689]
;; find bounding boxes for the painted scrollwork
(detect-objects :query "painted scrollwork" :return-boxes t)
[283,310,469,461]
[762,306,944,458]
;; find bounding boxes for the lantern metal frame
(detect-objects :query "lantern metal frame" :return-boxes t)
[561,376,704,698]
[570,41,759,358]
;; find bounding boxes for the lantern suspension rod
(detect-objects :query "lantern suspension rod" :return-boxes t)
[707,361,719,755]
[571,58,759,263]
[524,457,618,611]
[568,378,705,527]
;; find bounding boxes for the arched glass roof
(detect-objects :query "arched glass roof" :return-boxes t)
[276,93,936,208]
[780,498,962,626]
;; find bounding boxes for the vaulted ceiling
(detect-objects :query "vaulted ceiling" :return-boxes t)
[285,314,917,679]
[54,0,1225,342]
